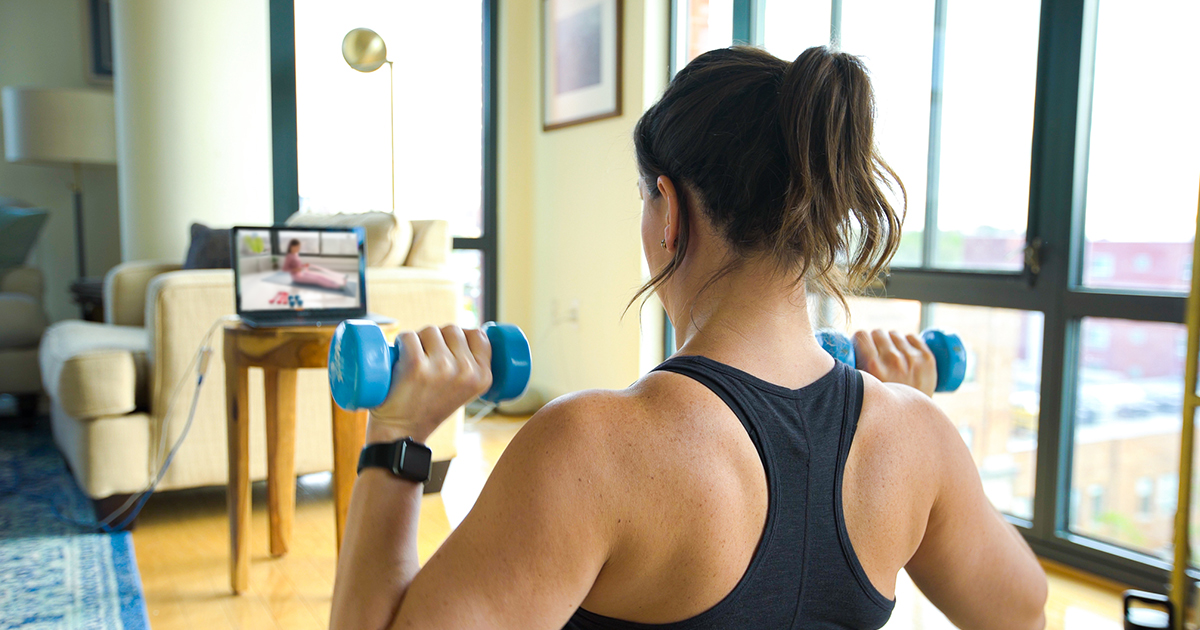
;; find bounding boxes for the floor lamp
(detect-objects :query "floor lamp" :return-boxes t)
[1,87,117,279]
[341,27,395,213]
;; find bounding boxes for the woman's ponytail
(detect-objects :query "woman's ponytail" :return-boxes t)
[631,46,903,312]
[777,47,904,307]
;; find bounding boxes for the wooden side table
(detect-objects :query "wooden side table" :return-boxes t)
[223,320,399,594]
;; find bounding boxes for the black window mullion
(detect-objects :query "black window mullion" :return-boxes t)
[920,0,948,268]
[478,0,499,324]
[1025,0,1089,545]
[829,0,842,48]
[1063,290,1186,324]
[881,270,1038,311]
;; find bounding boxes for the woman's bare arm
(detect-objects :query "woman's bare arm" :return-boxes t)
[854,330,1047,629]
[328,322,619,630]
[903,399,1047,630]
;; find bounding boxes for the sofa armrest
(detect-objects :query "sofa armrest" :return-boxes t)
[39,321,150,419]
[405,220,450,269]
[143,269,235,418]
[105,261,184,326]
[0,266,44,301]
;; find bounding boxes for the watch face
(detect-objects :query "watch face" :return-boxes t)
[399,440,433,480]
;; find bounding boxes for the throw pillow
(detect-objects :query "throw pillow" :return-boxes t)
[182,223,232,269]
[284,211,412,268]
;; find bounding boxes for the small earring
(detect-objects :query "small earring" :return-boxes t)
[660,239,667,249]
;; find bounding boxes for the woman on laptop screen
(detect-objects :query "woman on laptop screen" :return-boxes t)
[282,238,348,292]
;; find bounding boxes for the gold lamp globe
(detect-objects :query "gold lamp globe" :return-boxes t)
[342,27,388,72]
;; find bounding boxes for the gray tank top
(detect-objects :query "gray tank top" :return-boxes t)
[563,355,894,629]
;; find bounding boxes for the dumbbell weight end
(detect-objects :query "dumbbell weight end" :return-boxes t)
[814,328,967,393]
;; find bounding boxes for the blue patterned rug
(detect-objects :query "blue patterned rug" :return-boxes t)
[0,423,150,629]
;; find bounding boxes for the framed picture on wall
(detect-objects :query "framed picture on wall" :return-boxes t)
[542,0,622,131]
[84,0,114,84]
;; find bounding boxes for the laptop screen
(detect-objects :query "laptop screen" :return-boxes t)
[232,226,367,321]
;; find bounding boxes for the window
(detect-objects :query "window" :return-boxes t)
[928,305,1043,521]
[715,0,1200,588]
[275,0,499,324]
[1136,478,1153,519]
[765,0,1041,271]
[674,0,733,70]
[1079,1,1200,295]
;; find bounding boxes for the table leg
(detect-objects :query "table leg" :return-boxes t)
[225,336,251,595]
[265,368,297,557]
[331,404,368,552]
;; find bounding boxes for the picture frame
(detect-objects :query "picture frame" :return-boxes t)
[84,0,113,85]
[542,0,622,131]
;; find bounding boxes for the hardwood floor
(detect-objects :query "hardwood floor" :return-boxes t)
[131,416,1129,629]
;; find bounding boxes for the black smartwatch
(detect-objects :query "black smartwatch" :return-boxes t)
[357,437,432,483]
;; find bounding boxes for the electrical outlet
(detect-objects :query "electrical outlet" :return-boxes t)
[566,300,580,323]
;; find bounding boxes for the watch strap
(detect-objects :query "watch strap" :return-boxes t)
[357,437,432,483]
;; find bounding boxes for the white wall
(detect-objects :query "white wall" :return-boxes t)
[0,0,122,322]
[500,0,669,400]
[111,0,274,262]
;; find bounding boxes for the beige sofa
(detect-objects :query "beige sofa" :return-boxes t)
[38,215,463,513]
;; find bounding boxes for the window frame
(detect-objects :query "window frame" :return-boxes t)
[688,0,1193,589]
[268,0,499,323]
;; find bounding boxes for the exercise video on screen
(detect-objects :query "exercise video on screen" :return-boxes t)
[237,229,361,311]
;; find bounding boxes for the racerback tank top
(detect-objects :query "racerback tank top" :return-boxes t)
[562,355,895,629]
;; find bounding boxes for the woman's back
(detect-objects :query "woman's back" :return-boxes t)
[565,355,895,629]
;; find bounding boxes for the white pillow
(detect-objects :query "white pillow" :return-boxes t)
[284,211,413,268]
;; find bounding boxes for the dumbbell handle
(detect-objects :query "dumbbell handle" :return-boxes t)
[329,320,531,411]
[815,329,967,393]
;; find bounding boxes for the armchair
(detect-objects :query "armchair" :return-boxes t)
[0,206,49,417]
[39,216,463,515]
[1,266,48,416]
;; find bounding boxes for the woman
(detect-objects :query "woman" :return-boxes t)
[331,46,1047,630]
[282,238,347,290]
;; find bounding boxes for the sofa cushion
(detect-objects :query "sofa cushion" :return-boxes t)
[0,294,46,348]
[40,321,149,419]
[285,211,412,268]
[405,220,449,269]
[182,223,232,269]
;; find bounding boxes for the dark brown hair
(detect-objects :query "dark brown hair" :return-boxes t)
[288,239,300,251]
[632,46,904,312]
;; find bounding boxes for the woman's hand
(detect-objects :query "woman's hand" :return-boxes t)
[367,325,492,443]
[852,329,938,397]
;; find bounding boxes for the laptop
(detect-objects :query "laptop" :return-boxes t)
[232,225,377,328]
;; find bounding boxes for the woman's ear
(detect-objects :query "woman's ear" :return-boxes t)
[657,175,682,252]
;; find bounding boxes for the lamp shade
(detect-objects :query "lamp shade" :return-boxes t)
[2,87,116,166]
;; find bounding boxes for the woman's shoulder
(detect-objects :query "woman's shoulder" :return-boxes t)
[505,375,717,486]
[857,372,958,445]
[851,372,965,500]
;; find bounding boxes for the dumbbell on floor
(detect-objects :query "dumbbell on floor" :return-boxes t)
[815,328,967,393]
[328,320,532,411]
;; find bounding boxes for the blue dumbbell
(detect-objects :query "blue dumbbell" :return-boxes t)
[815,328,967,393]
[328,320,532,411]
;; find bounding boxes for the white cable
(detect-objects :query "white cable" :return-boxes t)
[95,315,237,528]
[150,315,235,472]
